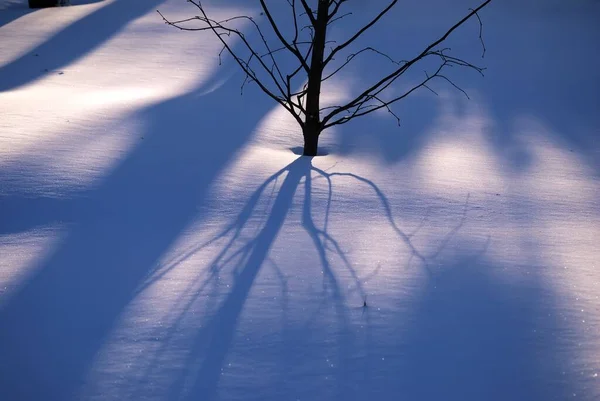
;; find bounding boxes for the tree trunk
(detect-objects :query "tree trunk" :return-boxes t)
[29,0,58,8]
[303,121,320,156]
[302,0,329,156]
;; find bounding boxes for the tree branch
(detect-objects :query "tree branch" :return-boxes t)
[321,0,491,127]
[323,0,398,67]
[259,0,311,73]
[158,3,306,127]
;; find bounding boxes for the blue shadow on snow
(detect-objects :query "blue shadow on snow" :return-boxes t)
[0,66,274,400]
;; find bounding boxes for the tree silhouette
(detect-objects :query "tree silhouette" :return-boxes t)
[159,0,492,155]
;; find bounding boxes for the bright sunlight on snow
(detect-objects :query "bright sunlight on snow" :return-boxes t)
[1,1,599,401]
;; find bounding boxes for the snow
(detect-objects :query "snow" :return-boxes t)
[0,0,599,400]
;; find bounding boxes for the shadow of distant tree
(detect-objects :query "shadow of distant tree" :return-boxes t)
[328,1,599,175]
[400,258,578,401]
[0,61,273,400]
[0,1,35,28]
[336,242,583,401]
[0,0,163,90]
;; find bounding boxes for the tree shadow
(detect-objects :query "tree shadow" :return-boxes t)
[116,156,584,401]
[343,246,582,401]
[334,91,439,164]
[326,1,599,174]
[119,157,443,401]
[479,4,600,176]
[0,0,164,91]
[326,15,442,164]
[1,141,583,400]
[408,265,576,400]
[0,2,591,399]
[125,157,352,400]
[0,1,35,28]
[0,65,274,400]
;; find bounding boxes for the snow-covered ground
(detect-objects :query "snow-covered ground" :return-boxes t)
[1,1,599,400]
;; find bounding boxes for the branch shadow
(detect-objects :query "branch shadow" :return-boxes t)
[124,157,439,401]
[314,198,583,401]
[0,65,274,400]
[129,159,584,400]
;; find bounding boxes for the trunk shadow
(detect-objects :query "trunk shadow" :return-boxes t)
[133,157,432,400]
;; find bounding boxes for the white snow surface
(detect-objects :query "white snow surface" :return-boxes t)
[1,1,599,400]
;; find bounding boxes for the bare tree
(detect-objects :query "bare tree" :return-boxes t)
[159,0,492,156]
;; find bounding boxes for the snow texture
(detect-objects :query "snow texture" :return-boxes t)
[0,1,599,400]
